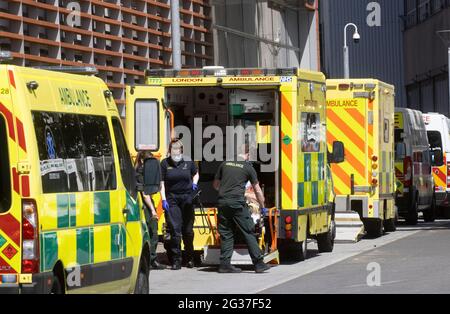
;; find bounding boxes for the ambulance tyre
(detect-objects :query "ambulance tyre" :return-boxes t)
[317,220,335,253]
[364,219,383,238]
[50,275,63,294]
[51,262,65,294]
[423,194,436,223]
[383,218,396,232]
[135,256,150,294]
[279,240,308,262]
[406,195,419,225]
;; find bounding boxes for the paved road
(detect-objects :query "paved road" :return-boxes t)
[262,220,450,294]
[149,220,450,294]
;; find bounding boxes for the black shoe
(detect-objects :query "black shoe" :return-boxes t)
[171,261,181,270]
[186,260,195,269]
[255,261,270,273]
[151,261,167,270]
[218,264,242,273]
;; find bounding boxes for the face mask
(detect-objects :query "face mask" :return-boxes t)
[171,154,182,163]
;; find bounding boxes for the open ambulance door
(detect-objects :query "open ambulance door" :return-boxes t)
[125,85,173,160]
[125,85,172,226]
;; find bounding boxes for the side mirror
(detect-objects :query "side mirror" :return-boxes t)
[331,141,345,164]
[395,143,406,160]
[143,157,161,195]
[431,149,443,166]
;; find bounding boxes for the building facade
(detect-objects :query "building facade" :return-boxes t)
[320,0,406,106]
[212,0,321,71]
[404,0,450,115]
[0,0,214,114]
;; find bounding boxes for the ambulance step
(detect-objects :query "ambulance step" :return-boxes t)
[334,211,365,243]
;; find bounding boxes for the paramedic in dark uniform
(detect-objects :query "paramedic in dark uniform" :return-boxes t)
[134,150,166,270]
[213,144,271,274]
[160,139,199,270]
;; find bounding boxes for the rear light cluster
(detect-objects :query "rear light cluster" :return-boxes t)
[404,157,413,187]
[22,200,39,273]
[284,216,293,239]
[371,156,379,186]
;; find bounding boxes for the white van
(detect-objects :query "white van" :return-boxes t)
[423,113,450,218]
[395,108,435,224]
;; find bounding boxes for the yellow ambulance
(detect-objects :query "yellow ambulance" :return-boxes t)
[0,60,150,293]
[326,79,396,237]
[126,66,345,263]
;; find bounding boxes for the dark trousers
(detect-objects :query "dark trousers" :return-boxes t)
[218,205,263,265]
[148,216,159,264]
[164,193,195,264]
[142,196,159,265]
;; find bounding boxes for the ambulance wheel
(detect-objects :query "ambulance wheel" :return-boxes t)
[383,218,396,232]
[279,240,308,263]
[317,220,335,253]
[50,275,63,294]
[423,195,436,223]
[135,257,149,294]
[364,219,383,238]
[406,197,419,225]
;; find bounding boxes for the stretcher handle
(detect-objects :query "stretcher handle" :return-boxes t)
[268,207,278,251]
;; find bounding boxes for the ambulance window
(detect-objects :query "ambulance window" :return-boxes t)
[0,116,11,213]
[384,119,390,143]
[300,113,320,153]
[32,111,69,193]
[60,114,88,192]
[135,99,159,151]
[112,118,136,198]
[79,115,116,191]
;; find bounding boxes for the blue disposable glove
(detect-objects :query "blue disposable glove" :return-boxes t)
[261,207,269,216]
[192,183,198,191]
[162,200,170,211]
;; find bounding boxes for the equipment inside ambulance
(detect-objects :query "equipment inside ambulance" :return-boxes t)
[0,61,150,294]
[423,113,450,218]
[127,67,342,265]
[394,108,435,224]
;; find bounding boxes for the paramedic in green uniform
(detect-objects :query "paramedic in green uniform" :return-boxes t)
[213,144,271,274]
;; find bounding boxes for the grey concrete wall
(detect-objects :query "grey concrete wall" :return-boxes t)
[404,8,450,115]
[212,0,319,70]
[320,0,406,106]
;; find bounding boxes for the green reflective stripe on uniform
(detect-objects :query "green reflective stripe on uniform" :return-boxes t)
[312,181,319,205]
[76,228,90,265]
[57,195,69,228]
[298,182,305,207]
[69,194,76,227]
[94,192,110,224]
[42,232,58,272]
[89,227,94,263]
[304,154,311,182]
[111,224,121,260]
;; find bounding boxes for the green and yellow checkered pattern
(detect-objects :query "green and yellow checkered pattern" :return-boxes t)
[298,153,326,208]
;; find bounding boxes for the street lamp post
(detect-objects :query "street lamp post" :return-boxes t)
[343,23,361,79]
[171,0,181,70]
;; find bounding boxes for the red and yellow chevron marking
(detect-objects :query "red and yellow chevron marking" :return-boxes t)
[395,162,404,194]
[281,93,294,209]
[327,100,370,196]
